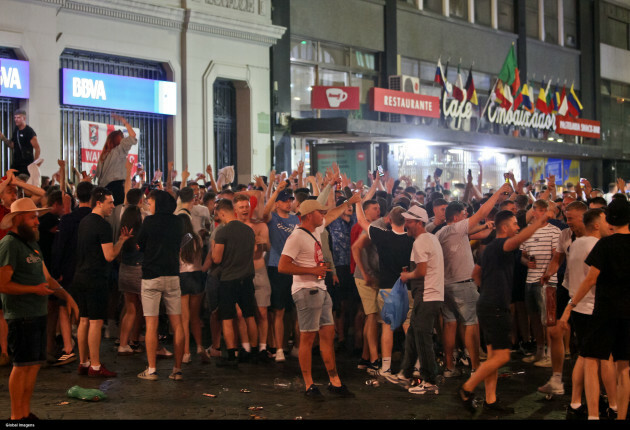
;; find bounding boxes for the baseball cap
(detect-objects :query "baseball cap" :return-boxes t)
[298,200,328,216]
[277,189,295,202]
[401,205,429,223]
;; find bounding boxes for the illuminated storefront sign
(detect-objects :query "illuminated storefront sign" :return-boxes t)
[369,87,440,118]
[61,69,177,115]
[0,59,29,99]
[311,86,360,110]
[555,116,601,139]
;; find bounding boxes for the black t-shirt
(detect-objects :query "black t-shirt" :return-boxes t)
[37,212,60,269]
[368,225,414,290]
[11,125,36,168]
[75,213,113,279]
[477,237,518,310]
[137,213,183,279]
[584,233,630,319]
[213,220,255,281]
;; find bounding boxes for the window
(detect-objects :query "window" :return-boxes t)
[563,0,578,48]
[290,64,316,119]
[498,0,515,32]
[424,0,443,14]
[544,0,558,44]
[526,0,540,39]
[475,0,493,27]
[450,0,468,20]
[319,44,349,66]
[601,80,630,152]
[290,39,317,62]
[606,18,629,50]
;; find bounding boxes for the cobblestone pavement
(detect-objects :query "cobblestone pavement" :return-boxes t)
[0,335,575,422]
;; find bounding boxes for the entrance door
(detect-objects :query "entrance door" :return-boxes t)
[213,79,237,178]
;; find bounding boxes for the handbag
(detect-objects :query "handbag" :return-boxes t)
[379,277,409,330]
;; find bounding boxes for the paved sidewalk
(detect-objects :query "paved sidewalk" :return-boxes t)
[0,337,573,421]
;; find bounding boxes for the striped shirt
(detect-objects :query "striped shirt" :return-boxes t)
[520,223,561,284]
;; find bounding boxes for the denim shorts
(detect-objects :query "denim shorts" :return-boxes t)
[8,315,47,367]
[141,276,181,317]
[524,282,544,316]
[442,281,479,325]
[292,288,334,332]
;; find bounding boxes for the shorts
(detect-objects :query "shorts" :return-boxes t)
[580,315,630,361]
[141,276,181,317]
[253,266,271,308]
[355,278,379,315]
[442,281,479,325]
[205,274,219,312]
[267,266,293,311]
[292,288,334,332]
[118,263,142,294]
[524,282,544,316]
[74,278,109,321]
[570,311,591,357]
[477,305,512,350]
[8,315,47,366]
[180,271,204,296]
[377,288,413,325]
[217,276,257,321]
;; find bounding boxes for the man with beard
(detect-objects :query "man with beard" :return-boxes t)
[0,198,78,420]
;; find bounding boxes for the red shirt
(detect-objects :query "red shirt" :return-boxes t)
[0,205,11,240]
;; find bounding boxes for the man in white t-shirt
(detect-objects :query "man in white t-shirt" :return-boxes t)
[387,205,444,394]
[278,194,361,401]
[559,208,616,420]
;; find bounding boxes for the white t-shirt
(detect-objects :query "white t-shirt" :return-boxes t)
[566,236,598,315]
[409,233,444,302]
[520,223,561,284]
[281,225,326,294]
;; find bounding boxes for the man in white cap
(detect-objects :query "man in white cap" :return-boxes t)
[278,193,360,401]
[0,197,79,420]
[387,205,444,394]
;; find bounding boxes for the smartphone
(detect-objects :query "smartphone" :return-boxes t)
[468,169,472,176]
[434,168,443,178]
[377,165,385,177]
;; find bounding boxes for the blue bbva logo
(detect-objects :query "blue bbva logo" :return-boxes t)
[0,59,30,99]
[72,77,107,100]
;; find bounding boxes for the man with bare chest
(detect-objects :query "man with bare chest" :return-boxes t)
[234,194,271,360]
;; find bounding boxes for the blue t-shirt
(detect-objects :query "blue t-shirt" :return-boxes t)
[267,211,300,267]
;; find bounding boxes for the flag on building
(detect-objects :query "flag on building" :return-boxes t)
[495,80,513,110]
[550,84,560,114]
[558,85,568,116]
[567,83,583,117]
[434,58,452,94]
[536,80,549,114]
[511,67,521,98]
[452,64,466,102]
[465,66,478,105]
[520,83,534,112]
[498,45,518,86]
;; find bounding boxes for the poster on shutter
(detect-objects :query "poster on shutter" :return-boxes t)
[79,120,140,178]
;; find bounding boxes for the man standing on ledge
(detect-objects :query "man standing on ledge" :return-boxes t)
[0,198,78,420]
[279,193,361,401]
[0,110,41,177]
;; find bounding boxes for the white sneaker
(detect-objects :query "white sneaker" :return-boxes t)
[275,349,286,362]
[537,379,564,395]
[533,355,552,368]
[385,371,410,385]
[408,380,439,395]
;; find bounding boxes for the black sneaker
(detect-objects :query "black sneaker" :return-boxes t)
[304,384,325,402]
[603,407,617,420]
[52,350,76,367]
[237,348,251,363]
[357,358,371,370]
[327,383,355,398]
[257,349,270,363]
[566,404,587,420]
[458,385,476,414]
[482,400,515,415]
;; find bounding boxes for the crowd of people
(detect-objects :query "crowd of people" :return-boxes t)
[1,111,630,420]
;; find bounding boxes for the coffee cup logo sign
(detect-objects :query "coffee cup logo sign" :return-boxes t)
[325,88,348,108]
[311,86,360,110]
